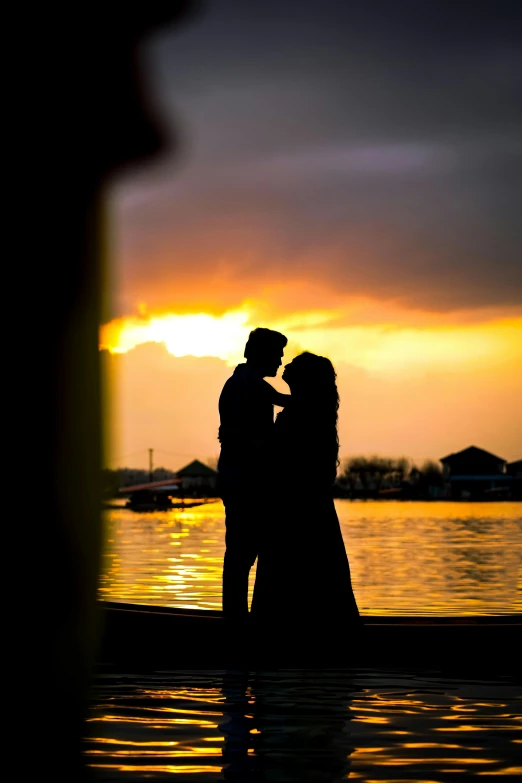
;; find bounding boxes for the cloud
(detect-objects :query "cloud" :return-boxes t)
[107,0,522,317]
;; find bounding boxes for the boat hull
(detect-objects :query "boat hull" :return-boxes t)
[96,601,521,672]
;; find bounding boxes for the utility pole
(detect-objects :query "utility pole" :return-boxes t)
[149,448,153,483]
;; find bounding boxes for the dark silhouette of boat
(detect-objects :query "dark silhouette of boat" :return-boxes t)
[115,478,219,511]
[125,497,216,511]
[102,498,215,511]
[96,601,520,671]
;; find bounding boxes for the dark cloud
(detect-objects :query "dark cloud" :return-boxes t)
[113,0,522,315]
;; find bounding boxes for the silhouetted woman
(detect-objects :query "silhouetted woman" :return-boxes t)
[251,352,361,656]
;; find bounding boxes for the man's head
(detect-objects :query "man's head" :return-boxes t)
[244,328,288,377]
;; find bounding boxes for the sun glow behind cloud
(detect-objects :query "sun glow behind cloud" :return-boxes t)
[101,309,251,363]
[100,305,522,377]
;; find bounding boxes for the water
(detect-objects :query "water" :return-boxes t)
[99,500,522,615]
[88,501,521,779]
[85,668,522,781]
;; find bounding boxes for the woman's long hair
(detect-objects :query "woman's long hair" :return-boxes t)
[282,351,340,473]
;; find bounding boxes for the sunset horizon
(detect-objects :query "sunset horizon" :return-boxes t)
[101,301,522,471]
[100,0,521,473]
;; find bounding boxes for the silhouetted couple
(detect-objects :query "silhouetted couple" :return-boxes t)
[218,328,360,653]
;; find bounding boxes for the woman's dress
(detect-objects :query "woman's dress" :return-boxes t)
[251,407,361,647]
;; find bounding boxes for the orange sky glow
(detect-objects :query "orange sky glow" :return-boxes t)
[101,301,522,471]
[101,304,522,375]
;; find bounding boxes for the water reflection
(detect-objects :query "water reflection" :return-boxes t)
[85,668,522,781]
[220,670,357,781]
[98,500,522,614]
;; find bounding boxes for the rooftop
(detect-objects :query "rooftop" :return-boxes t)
[440,445,506,464]
[176,459,217,478]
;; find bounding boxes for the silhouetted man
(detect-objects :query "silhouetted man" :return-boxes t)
[218,327,289,619]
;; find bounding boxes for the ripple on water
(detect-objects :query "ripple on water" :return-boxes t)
[84,667,522,781]
[98,500,522,615]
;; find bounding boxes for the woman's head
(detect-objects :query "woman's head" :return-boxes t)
[282,352,338,400]
[281,351,340,471]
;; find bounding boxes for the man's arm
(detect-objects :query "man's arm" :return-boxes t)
[265,386,291,407]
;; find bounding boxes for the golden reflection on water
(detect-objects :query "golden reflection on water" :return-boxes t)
[85,669,522,781]
[98,500,522,615]
[89,765,223,775]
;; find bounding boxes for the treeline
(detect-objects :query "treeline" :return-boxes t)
[102,467,176,499]
[102,456,446,501]
[334,456,445,499]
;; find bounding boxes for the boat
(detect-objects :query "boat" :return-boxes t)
[96,601,521,671]
[115,478,219,511]
[102,499,215,511]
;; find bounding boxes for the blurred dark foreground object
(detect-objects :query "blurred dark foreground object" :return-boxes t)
[15,4,200,781]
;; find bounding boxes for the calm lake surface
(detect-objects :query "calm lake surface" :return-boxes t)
[87,501,522,780]
[98,500,522,615]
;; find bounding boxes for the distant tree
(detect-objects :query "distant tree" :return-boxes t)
[408,466,421,483]
[389,457,410,486]
[152,467,177,481]
[340,456,384,494]
[340,456,371,494]
[118,468,149,487]
[419,460,444,487]
[338,455,445,500]
[369,457,392,491]
[339,455,413,496]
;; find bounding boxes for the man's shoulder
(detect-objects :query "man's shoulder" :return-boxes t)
[219,366,248,404]
[221,366,246,392]
[220,365,273,403]
[222,364,261,390]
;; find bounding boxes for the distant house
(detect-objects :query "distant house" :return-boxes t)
[506,459,522,478]
[506,459,522,500]
[440,446,511,499]
[176,460,218,497]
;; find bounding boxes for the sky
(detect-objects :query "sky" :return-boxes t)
[101,0,522,471]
